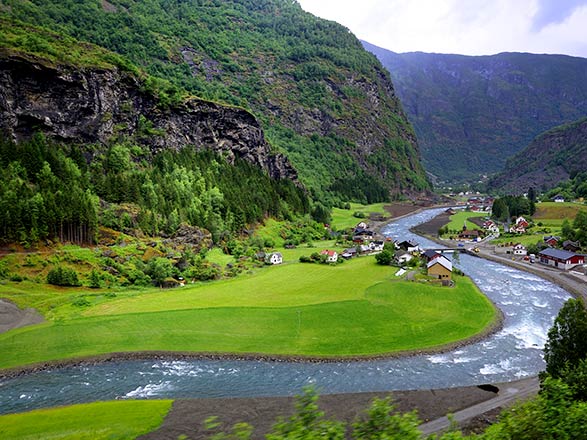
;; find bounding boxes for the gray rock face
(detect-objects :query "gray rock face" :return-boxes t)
[0,53,297,181]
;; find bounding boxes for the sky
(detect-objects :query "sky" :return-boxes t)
[296,0,587,58]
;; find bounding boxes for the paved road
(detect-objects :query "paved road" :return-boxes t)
[419,377,540,435]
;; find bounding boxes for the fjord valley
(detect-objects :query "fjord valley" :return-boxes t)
[1,1,587,439]
[363,41,587,184]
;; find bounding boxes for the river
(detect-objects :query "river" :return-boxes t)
[0,208,572,414]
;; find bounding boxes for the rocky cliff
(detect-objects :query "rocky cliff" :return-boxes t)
[2,0,431,200]
[0,51,297,181]
[488,118,587,194]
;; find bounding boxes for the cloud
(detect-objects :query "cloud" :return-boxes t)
[532,0,587,31]
[296,0,587,57]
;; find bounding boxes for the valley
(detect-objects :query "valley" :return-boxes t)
[1,0,587,438]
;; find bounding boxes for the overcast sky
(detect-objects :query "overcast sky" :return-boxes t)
[296,0,587,58]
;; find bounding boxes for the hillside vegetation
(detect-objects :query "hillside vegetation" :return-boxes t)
[488,117,587,194]
[363,41,587,183]
[1,0,430,201]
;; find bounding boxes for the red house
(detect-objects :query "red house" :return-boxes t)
[538,248,584,271]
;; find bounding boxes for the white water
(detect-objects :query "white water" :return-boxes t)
[0,208,572,414]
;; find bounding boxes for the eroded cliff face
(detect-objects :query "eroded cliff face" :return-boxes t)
[0,53,297,181]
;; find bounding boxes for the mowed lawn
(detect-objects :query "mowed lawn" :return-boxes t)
[0,400,171,440]
[0,258,497,370]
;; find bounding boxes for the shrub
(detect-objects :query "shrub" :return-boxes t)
[47,266,81,286]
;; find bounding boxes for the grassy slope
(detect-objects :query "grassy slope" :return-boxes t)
[0,258,496,369]
[446,211,487,231]
[490,202,584,245]
[331,203,388,230]
[0,400,172,440]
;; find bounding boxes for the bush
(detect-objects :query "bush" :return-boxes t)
[47,266,81,286]
[299,255,312,263]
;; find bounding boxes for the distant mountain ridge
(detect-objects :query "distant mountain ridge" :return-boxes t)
[488,117,587,194]
[362,41,587,183]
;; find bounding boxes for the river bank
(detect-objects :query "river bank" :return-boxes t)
[411,212,586,302]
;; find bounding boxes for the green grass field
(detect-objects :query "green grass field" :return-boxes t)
[533,201,586,221]
[445,211,487,231]
[331,203,388,230]
[0,400,172,440]
[0,256,497,370]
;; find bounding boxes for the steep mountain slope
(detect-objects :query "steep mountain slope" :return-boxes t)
[1,0,430,201]
[363,41,587,183]
[488,117,587,194]
[0,20,309,244]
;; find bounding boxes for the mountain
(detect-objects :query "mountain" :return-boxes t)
[0,19,309,244]
[362,41,587,183]
[0,0,430,202]
[488,117,587,194]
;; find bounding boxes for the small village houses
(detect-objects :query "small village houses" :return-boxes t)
[538,248,584,271]
[265,252,283,265]
[395,250,413,265]
[427,256,453,280]
[513,243,527,256]
[320,249,338,263]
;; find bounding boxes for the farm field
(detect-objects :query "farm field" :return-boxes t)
[0,400,171,440]
[445,211,487,231]
[533,201,586,221]
[331,203,388,230]
[0,257,497,370]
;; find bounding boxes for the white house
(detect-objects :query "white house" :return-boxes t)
[369,241,385,252]
[513,244,527,256]
[320,250,338,263]
[553,195,565,203]
[265,252,283,265]
[395,250,413,265]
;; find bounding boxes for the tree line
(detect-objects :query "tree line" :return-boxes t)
[0,133,309,245]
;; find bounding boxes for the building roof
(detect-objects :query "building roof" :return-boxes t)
[320,250,337,256]
[423,249,441,259]
[538,248,578,261]
[544,235,561,242]
[427,256,453,272]
[563,240,580,248]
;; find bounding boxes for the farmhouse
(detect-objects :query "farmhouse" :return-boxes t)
[320,249,338,263]
[395,250,413,265]
[397,240,420,253]
[513,243,527,256]
[553,194,565,203]
[427,256,453,280]
[543,235,561,247]
[265,252,283,265]
[538,248,584,271]
[421,249,442,263]
[341,247,357,259]
[458,229,480,241]
[563,240,581,252]
[370,240,385,252]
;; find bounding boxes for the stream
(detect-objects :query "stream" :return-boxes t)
[0,208,572,414]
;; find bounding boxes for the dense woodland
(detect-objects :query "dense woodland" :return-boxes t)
[0,133,308,245]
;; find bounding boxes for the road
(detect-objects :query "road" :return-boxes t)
[419,377,540,435]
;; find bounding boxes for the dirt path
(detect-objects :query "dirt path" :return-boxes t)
[139,383,504,440]
[419,377,539,435]
[0,299,44,334]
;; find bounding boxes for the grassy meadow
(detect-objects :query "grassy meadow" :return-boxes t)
[445,211,487,231]
[0,400,172,440]
[331,203,388,230]
[0,256,497,370]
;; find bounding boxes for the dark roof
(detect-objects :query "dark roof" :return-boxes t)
[423,250,441,259]
[563,240,580,248]
[543,235,561,242]
[539,248,579,261]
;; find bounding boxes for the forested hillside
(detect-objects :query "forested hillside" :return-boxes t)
[0,20,308,245]
[488,117,587,194]
[0,0,430,201]
[363,41,587,183]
